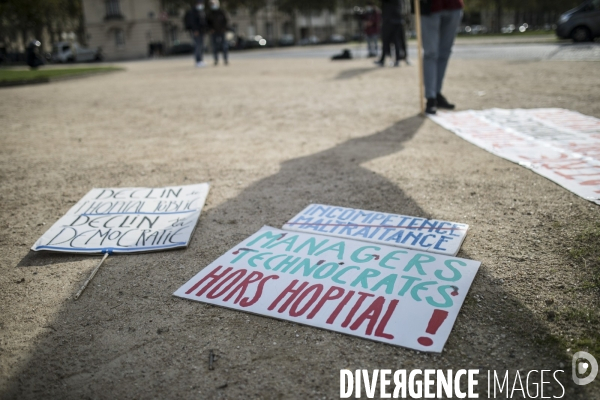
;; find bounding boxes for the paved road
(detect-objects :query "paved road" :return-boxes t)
[231,41,600,62]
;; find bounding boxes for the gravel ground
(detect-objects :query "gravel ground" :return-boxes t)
[1,55,599,399]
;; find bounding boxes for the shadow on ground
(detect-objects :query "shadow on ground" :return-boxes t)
[17,252,100,268]
[2,115,590,399]
[334,67,378,80]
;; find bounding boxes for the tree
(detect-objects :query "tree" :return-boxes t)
[225,0,268,14]
[276,0,336,38]
[464,0,582,32]
[225,0,268,38]
[0,0,83,50]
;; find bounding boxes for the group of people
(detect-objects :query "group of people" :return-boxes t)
[187,0,463,115]
[362,0,409,67]
[185,0,229,67]
[363,0,464,115]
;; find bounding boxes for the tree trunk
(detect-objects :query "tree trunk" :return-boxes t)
[495,0,502,33]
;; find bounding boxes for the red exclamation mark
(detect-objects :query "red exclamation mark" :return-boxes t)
[417,309,449,346]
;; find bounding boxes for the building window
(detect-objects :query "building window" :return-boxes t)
[105,0,122,18]
[265,22,273,39]
[164,1,179,17]
[115,29,125,47]
[170,26,179,43]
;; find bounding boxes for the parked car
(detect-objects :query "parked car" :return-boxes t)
[501,24,516,34]
[278,34,295,46]
[168,42,194,55]
[326,34,347,44]
[556,0,600,42]
[299,35,320,46]
[52,42,102,63]
[228,34,270,50]
[244,35,270,49]
[460,25,488,34]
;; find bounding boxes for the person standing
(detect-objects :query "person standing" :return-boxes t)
[184,0,207,68]
[419,0,463,114]
[26,40,44,69]
[362,1,381,58]
[375,0,407,67]
[207,0,229,66]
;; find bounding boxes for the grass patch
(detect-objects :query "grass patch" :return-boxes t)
[535,224,600,362]
[569,223,600,290]
[554,223,600,359]
[560,307,600,325]
[0,67,123,85]
[535,332,600,363]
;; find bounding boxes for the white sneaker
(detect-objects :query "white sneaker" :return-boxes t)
[195,61,206,68]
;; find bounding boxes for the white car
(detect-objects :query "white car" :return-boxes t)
[52,42,102,63]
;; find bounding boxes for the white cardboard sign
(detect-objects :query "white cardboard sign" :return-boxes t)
[282,204,469,256]
[430,108,600,205]
[32,183,210,254]
[174,226,480,353]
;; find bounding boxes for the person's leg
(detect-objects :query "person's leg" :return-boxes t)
[435,9,462,96]
[398,22,408,61]
[369,35,378,56]
[420,12,441,100]
[383,29,391,57]
[378,24,391,64]
[211,34,219,64]
[198,33,204,62]
[392,23,402,64]
[373,34,378,55]
[193,33,201,63]
[221,33,229,64]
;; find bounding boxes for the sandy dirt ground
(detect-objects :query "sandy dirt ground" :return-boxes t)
[1,53,600,399]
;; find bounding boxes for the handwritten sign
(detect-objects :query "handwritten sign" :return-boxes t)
[282,204,469,256]
[32,183,210,254]
[174,226,480,353]
[430,108,600,205]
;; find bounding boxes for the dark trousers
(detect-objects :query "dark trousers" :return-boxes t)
[379,22,406,63]
[192,33,204,62]
[211,33,229,63]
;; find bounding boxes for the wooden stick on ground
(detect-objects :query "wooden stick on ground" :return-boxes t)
[74,252,109,300]
[414,0,426,115]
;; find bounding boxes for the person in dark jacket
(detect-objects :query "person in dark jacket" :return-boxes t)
[375,0,409,67]
[184,0,207,67]
[26,40,44,69]
[419,0,463,114]
[362,1,381,58]
[207,0,229,66]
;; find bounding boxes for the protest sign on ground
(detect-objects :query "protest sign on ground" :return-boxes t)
[282,204,469,256]
[174,226,480,353]
[430,108,600,205]
[32,183,210,254]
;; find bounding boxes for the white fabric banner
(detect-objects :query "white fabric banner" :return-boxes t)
[174,226,480,353]
[282,204,469,256]
[430,108,600,205]
[32,183,210,254]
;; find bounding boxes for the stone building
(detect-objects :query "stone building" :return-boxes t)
[82,0,176,60]
[81,0,363,61]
